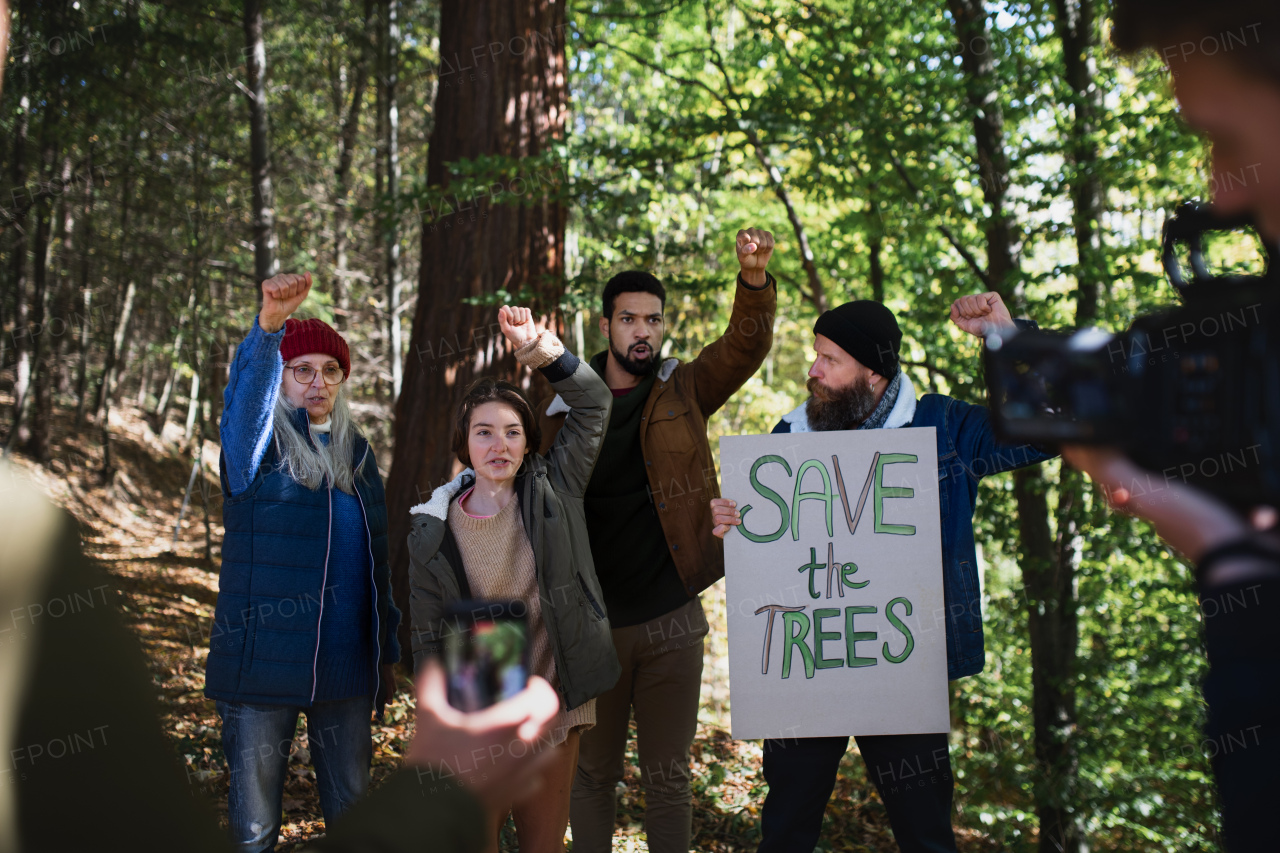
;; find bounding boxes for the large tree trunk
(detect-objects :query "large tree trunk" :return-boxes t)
[244,0,278,290]
[947,3,1082,851]
[385,0,568,662]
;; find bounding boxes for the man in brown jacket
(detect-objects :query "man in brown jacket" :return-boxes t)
[538,229,777,852]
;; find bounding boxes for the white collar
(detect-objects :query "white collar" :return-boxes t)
[781,374,918,433]
[309,418,332,434]
[408,468,475,519]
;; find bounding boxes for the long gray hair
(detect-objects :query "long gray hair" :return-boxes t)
[271,390,365,494]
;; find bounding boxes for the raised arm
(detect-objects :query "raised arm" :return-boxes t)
[947,291,1055,477]
[501,306,611,498]
[220,272,312,496]
[685,229,779,418]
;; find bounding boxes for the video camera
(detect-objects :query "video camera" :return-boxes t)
[984,202,1280,509]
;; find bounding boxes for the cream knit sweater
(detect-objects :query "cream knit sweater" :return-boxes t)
[448,492,595,745]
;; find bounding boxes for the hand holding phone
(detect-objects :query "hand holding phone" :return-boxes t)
[443,599,531,712]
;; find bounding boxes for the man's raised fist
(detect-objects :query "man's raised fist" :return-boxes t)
[736,228,775,287]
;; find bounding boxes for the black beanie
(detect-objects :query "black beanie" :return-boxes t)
[813,301,902,378]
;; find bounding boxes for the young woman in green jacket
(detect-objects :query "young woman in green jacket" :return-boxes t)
[408,306,621,853]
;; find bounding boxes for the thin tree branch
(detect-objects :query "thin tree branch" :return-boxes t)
[900,358,966,390]
[887,154,993,289]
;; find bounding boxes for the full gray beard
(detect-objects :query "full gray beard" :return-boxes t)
[805,377,878,431]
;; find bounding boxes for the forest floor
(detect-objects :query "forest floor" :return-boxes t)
[8,397,1004,852]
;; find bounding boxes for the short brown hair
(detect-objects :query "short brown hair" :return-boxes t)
[451,378,542,469]
[1111,1,1280,85]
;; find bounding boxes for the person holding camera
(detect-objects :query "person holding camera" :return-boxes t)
[407,306,620,853]
[207,272,402,853]
[710,294,1052,853]
[1062,3,1280,850]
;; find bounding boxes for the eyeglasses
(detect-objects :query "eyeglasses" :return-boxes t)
[285,363,345,386]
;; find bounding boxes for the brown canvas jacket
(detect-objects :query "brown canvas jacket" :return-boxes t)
[537,273,777,596]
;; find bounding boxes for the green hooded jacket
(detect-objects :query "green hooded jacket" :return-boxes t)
[407,355,621,711]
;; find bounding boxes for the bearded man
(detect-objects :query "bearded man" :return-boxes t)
[712,293,1053,853]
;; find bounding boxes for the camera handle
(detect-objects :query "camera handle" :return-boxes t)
[1162,201,1280,296]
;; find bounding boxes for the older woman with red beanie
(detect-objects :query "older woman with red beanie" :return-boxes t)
[206,272,402,853]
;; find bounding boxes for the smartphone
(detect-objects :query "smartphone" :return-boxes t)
[442,599,531,712]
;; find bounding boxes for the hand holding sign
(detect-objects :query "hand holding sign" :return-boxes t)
[711,498,741,538]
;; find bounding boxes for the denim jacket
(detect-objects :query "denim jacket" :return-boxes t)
[773,377,1053,680]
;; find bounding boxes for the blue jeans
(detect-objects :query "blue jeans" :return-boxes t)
[216,696,373,853]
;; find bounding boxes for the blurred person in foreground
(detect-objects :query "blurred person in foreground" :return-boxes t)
[0,456,561,851]
[210,272,401,851]
[1065,2,1280,850]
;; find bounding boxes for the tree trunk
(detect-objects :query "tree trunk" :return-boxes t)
[382,0,404,402]
[7,21,31,445]
[385,0,568,662]
[25,196,52,461]
[54,155,76,397]
[92,130,138,424]
[1052,0,1107,325]
[208,269,231,427]
[99,278,136,482]
[331,0,376,330]
[867,192,885,303]
[947,0,1018,294]
[27,88,65,462]
[74,136,96,427]
[15,30,63,461]
[154,287,197,428]
[244,0,278,290]
[947,2,1082,851]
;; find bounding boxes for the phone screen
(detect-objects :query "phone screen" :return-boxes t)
[443,599,531,712]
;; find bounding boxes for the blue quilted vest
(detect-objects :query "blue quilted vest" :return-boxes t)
[205,407,394,706]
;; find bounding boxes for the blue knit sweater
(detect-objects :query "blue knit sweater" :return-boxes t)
[221,319,372,702]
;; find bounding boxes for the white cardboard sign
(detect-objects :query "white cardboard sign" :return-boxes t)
[719,428,949,739]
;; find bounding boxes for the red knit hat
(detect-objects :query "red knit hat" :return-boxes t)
[280,318,351,379]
